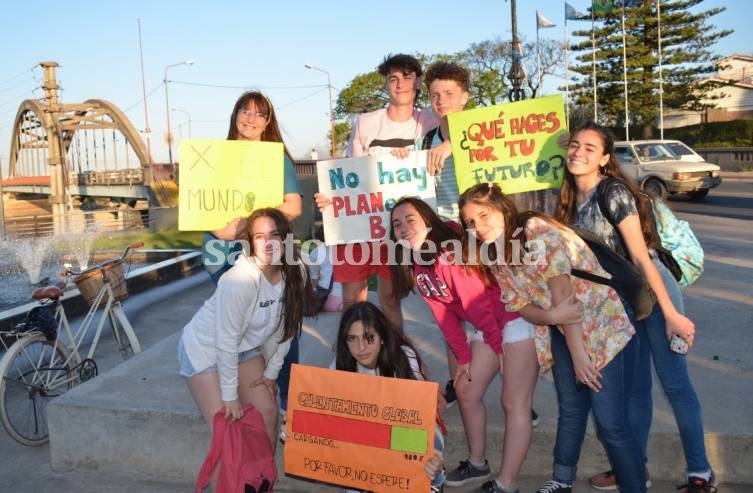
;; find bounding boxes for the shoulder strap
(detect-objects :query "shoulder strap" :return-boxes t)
[595,176,620,229]
[420,127,439,151]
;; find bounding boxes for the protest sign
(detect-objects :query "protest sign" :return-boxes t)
[284,364,438,492]
[447,94,568,195]
[178,139,283,230]
[316,151,436,245]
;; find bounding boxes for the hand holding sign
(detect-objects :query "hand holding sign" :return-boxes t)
[447,94,568,195]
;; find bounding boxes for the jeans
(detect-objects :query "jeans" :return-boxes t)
[277,334,299,412]
[550,328,645,492]
[629,258,710,474]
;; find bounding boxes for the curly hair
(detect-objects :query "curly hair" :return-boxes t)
[424,61,471,92]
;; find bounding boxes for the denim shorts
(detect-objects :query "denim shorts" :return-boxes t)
[178,338,261,378]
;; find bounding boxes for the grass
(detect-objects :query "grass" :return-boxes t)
[90,228,205,251]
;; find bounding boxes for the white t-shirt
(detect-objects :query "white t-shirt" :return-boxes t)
[180,254,294,401]
[347,107,436,157]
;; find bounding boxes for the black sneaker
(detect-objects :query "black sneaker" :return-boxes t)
[445,459,490,486]
[677,470,717,493]
[535,479,572,493]
[469,479,520,493]
[444,379,457,408]
[531,409,540,427]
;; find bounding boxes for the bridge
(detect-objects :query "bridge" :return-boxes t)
[0,61,176,237]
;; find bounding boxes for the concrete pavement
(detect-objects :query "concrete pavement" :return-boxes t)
[3,253,753,491]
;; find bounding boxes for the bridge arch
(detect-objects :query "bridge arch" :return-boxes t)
[8,98,153,179]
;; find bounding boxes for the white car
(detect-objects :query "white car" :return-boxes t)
[613,140,722,200]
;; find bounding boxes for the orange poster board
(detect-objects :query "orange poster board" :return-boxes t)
[284,364,438,492]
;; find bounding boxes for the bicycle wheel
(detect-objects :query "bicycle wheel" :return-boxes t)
[109,303,141,357]
[0,335,74,446]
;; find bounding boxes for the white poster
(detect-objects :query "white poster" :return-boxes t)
[316,151,436,245]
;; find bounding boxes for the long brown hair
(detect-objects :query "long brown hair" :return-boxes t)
[555,121,659,248]
[227,91,294,162]
[244,208,312,341]
[388,197,462,299]
[458,183,568,282]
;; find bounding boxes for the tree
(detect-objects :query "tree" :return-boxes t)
[330,40,564,145]
[459,37,564,104]
[568,0,732,137]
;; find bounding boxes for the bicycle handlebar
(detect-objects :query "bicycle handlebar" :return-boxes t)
[62,242,143,277]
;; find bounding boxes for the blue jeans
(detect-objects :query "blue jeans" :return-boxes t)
[629,258,710,474]
[277,334,299,412]
[550,328,645,492]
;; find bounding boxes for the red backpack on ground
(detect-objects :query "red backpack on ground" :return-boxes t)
[195,405,277,493]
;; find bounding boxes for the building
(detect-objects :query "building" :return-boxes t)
[664,53,753,128]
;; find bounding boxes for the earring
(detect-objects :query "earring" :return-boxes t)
[600,165,607,175]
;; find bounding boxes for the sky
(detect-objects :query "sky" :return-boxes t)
[0,0,750,175]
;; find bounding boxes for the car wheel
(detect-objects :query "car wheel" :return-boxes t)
[688,189,709,201]
[642,178,667,200]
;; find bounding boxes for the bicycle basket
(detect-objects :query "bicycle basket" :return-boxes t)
[74,261,128,308]
[15,304,57,340]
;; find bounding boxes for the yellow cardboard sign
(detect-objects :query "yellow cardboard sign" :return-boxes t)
[284,364,438,492]
[447,94,568,195]
[178,139,283,230]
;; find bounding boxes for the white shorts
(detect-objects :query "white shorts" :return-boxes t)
[468,317,534,345]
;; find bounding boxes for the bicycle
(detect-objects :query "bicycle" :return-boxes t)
[0,243,143,446]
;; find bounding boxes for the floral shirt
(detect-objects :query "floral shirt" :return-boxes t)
[491,216,634,371]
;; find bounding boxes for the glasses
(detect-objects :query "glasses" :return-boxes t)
[239,109,268,120]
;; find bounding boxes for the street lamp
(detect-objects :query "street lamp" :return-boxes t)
[172,107,192,138]
[304,64,336,158]
[163,59,194,164]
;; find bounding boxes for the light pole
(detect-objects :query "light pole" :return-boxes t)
[163,59,194,164]
[172,107,192,138]
[507,0,527,102]
[304,64,336,158]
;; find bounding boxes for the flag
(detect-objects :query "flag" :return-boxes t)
[537,11,556,28]
[565,2,586,20]
[592,0,614,13]
[621,0,641,6]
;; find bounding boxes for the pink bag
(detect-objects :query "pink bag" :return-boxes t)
[195,405,277,493]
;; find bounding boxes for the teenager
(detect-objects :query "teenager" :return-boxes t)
[315,53,437,330]
[390,197,580,493]
[180,208,308,457]
[556,122,715,493]
[459,183,645,493]
[332,301,445,492]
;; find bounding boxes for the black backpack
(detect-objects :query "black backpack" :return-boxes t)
[569,226,656,320]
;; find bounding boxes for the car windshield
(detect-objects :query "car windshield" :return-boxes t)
[635,143,678,162]
[664,142,703,161]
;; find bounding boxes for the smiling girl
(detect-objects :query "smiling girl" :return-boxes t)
[389,197,580,493]
[180,208,308,454]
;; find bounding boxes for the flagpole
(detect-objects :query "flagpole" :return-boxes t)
[565,10,569,125]
[591,5,598,122]
[537,13,541,92]
[657,0,664,139]
[622,2,630,140]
